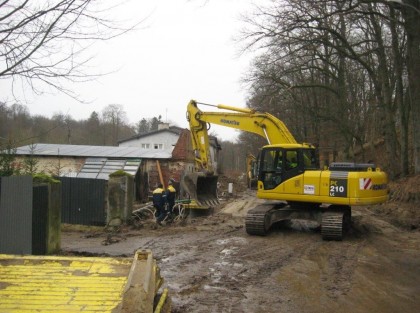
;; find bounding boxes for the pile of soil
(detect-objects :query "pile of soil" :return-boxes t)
[217,172,248,195]
[372,174,420,230]
[388,174,420,202]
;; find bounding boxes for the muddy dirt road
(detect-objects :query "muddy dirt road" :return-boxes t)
[62,190,420,313]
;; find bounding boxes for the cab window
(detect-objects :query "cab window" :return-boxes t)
[286,150,298,170]
[259,148,283,190]
[303,149,318,169]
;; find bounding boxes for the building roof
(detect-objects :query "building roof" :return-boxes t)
[16,143,173,159]
[78,158,142,179]
[118,126,185,144]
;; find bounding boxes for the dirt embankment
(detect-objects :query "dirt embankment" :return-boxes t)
[373,174,420,230]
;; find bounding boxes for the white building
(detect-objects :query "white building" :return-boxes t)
[118,124,183,152]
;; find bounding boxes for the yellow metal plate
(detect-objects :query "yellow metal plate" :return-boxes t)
[0,254,133,313]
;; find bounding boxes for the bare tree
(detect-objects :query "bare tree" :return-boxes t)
[0,0,141,100]
[387,0,420,174]
[240,0,413,178]
[102,103,128,145]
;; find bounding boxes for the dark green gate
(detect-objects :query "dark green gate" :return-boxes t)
[59,177,106,226]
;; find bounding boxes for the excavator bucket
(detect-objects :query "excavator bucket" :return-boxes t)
[182,172,219,207]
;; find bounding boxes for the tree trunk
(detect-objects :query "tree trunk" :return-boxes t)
[401,1,420,173]
[390,8,409,176]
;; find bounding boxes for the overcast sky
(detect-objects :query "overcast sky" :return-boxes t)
[3,0,265,142]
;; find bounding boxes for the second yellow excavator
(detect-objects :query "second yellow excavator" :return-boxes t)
[183,100,388,240]
[246,153,258,189]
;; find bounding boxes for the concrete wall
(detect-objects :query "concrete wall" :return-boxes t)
[15,156,84,177]
[107,175,134,225]
[44,182,62,254]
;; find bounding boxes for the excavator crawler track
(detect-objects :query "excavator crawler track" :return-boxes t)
[321,212,347,241]
[245,204,275,236]
[246,202,352,240]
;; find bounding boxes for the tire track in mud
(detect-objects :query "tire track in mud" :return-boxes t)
[129,225,248,311]
[164,230,251,312]
[321,240,366,298]
[165,221,370,312]
[183,236,250,312]
[136,216,366,312]
[261,226,368,312]
[164,224,316,312]
[134,223,255,311]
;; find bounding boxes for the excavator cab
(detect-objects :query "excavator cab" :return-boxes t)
[258,145,318,190]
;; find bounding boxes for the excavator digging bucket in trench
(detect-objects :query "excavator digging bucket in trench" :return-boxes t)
[182,173,219,207]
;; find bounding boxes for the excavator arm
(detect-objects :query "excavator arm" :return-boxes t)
[184,100,308,206]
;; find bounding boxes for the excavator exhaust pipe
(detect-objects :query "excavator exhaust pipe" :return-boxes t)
[181,172,219,207]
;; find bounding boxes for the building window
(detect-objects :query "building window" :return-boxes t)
[141,143,150,149]
[154,143,163,149]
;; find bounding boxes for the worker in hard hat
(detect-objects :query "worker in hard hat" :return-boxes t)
[166,179,177,216]
[152,183,166,225]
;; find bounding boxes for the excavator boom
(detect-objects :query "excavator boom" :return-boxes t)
[187,100,298,146]
[184,100,306,206]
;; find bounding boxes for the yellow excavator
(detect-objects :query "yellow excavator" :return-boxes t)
[183,100,389,240]
[246,153,258,189]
